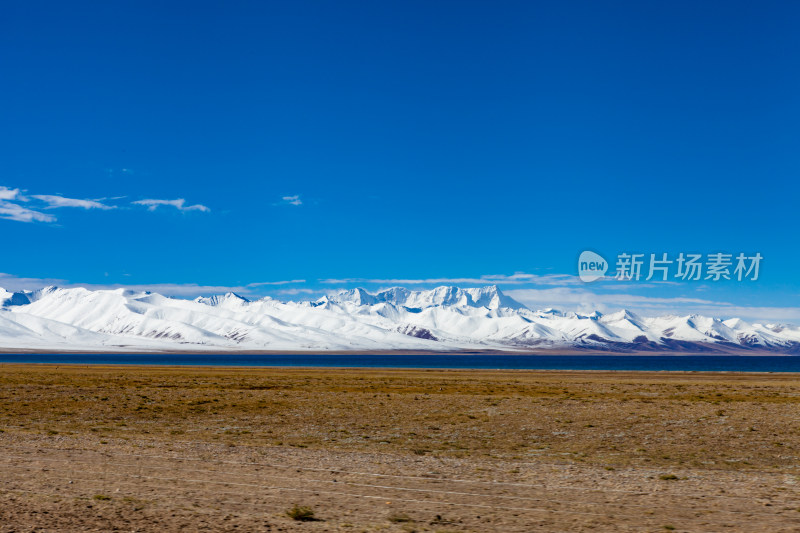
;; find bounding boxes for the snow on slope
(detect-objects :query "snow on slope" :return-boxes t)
[0,284,797,353]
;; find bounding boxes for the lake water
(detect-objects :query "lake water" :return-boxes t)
[0,353,799,372]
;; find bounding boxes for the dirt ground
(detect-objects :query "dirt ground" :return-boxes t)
[1,364,799,531]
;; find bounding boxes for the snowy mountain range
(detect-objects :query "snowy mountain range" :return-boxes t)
[0,285,798,353]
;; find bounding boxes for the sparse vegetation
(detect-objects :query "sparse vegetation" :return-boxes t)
[286,504,316,521]
[0,366,798,531]
[1,365,799,473]
[388,512,413,523]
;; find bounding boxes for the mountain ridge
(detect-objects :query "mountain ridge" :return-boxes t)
[0,285,797,353]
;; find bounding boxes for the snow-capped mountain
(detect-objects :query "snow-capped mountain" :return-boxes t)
[0,285,798,353]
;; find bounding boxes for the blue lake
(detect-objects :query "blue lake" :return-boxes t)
[1,353,799,372]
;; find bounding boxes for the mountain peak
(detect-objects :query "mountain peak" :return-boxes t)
[602,309,643,323]
[195,292,250,307]
[463,285,526,310]
[0,286,59,308]
[325,285,526,311]
[326,287,376,306]
[538,308,563,317]
[0,283,797,352]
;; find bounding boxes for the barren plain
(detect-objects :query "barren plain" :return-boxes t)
[1,365,799,531]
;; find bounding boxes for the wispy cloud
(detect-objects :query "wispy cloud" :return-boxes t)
[0,187,56,223]
[0,273,68,290]
[318,273,581,286]
[92,281,306,298]
[2,185,213,223]
[506,287,719,310]
[281,195,302,206]
[0,273,304,298]
[274,288,317,296]
[504,287,800,322]
[0,203,56,223]
[0,186,20,201]
[32,195,115,210]
[132,199,210,212]
[248,279,306,287]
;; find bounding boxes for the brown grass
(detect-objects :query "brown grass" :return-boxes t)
[1,364,799,471]
[2,365,800,531]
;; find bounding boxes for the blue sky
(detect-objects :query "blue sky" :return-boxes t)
[1,1,798,321]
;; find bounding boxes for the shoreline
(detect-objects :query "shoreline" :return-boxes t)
[0,347,795,355]
[2,352,800,374]
[1,362,800,377]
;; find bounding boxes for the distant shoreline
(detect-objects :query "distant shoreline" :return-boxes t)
[2,352,800,373]
[0,347,795,356]
[1,363,799,376]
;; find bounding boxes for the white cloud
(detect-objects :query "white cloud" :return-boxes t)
[0,201,56,223]
[133,199,210,212]
[506,287,718,311]
[318,273,581,286]
[1,186,116,223]
[281,195,302,206]
[0,273,305,298]
[274,288,317,296]
[0,185,213,223]
[0,273,66,290]
[105,283,252,297]
[0,187,20,201]
[504,287,800,323]
[32,195,115,210]
[1,185,116,223]
[248,279,307,287]
[0,186,56,223]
